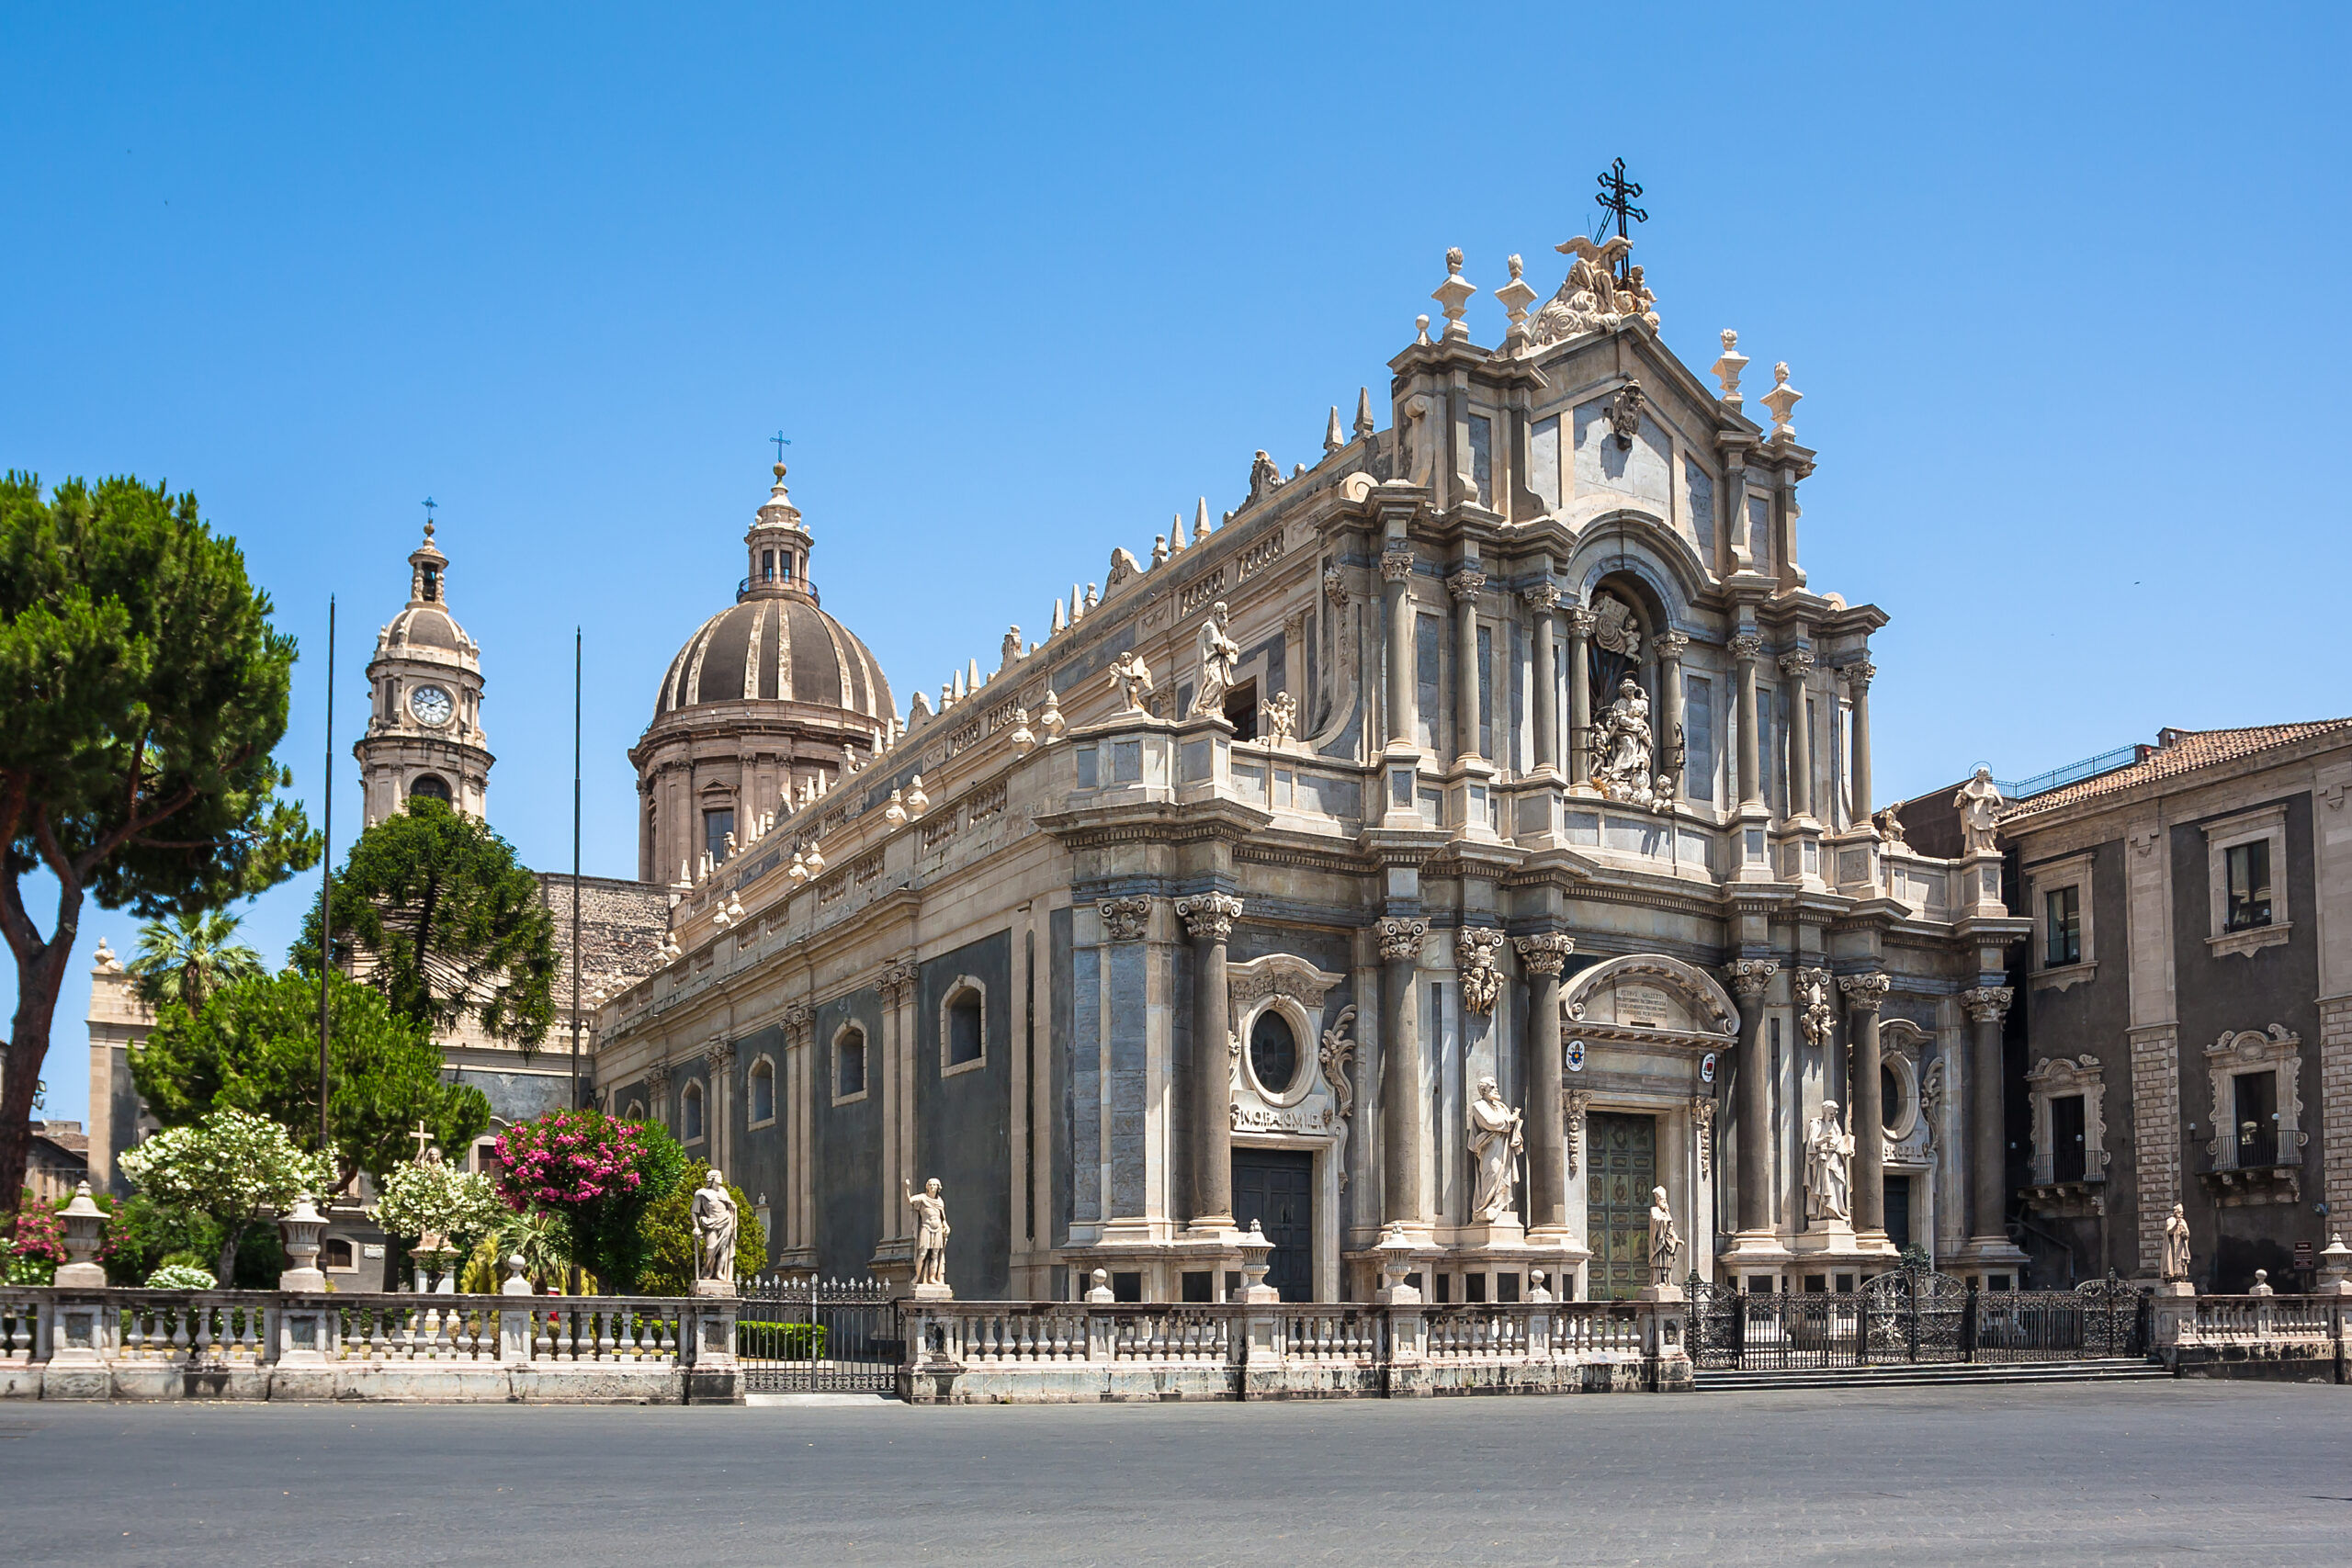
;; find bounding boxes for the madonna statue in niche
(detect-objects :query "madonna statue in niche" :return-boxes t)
[1592,678,1657,807]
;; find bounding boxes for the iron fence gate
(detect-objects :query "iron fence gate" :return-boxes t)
[740,1277,902,1393]
[1691,1268,2148,1370]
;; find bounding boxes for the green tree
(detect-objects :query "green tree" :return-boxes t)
[127,908,265,1016]
[637,1177,766,1296]
[299,798,557,1049]
[130,968,490,1192]
[117,1108,334,1280]
[0,472,316,1210]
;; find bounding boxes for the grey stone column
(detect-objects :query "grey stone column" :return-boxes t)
[1780,649,1815,820]
[1176,893,1244,1229]
[1656,630,1689,799]
[1516,934,1576,1231]
[1732,633,1765,810]
[1566,606,1595,788]
[1840,974,1891,1236]
[704,1040,736,1181]
[1965,986,2015,1242]
[1449,568,1486,761]
[1846,658,1876,825]
[1728,961,1778,1232]
[1525,587,1559,771]
[1377,918,1430,1225]
[1382,547,1416,747]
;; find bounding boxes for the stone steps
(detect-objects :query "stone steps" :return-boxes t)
[1698,1358,2172,1392]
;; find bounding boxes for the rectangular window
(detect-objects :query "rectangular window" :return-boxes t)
[761,548,776,583]
[2044,886,2082,966]
[1476,624,1494,761]
[703,808,735,864]
[1468,415,1493,508]
[2051,1094,2086,1183]
[837,1031,867,1099]
[1415,613,1442,752]
[1684,673,1715,804]
[2233,1070,2278,1167]
[2224,840,2272,931]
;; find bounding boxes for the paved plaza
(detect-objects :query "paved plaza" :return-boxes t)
[8,1382,2348,1566]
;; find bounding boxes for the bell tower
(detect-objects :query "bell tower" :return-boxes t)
[355,516,495,828]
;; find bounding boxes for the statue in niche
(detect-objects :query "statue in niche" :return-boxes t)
[1108,650,1153,715]
[1466,1077,1525,1224]
[2162,1201,2192,1282]
[1191,601,1241,717]
[1954,766,2005,855]
[690,1168,739,1286]
[1592,678,1657,807]
[1804,1100,1854,1224]
[1647,1186,1682,1285]
[906,1178,952,1288]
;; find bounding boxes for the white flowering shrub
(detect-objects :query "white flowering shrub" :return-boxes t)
[370,1156,505,1258]
[119,1109,336,1280]
[144,1262,219,1291]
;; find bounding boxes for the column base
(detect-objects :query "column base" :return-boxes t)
[1949,1235,2030,1291]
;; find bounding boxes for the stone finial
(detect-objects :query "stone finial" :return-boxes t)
[503,1254,533,1296]
[1171,510,1189,551]
[1354,386,1375,443]
[1415,313,1431,346]
[801,842,824,877]
[1086,1267,1115,1303]
[1038,686,1065,739]
[1431,247,1476,343]
[885,790,908,826]
[904,775,930,818]
[1010,707,1036,757]
[1194,497,1212,540]
[1069,581,1084,623]
[1324,405,1344,455]
[1082,583,1099,614]
[1712,330,1749,407]
[1001,626,1023,667]
[1761,361,1802,441]
[92,936,121,973]
[787,849,808,881]
[1151,535,1169,567]
[1497,253,1538,344]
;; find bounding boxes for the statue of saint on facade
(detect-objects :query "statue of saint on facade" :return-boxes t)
[1804,1100,1854,1224]
[1592,678,1656,805]
[906,1177,952,1288]
[1466,1077,1525,1224]
[1955,766,2005,855]
[1192,601,1241,717]
[2162,1201,2192,1282]
[690,1168,739,1287]
[1647,1185,1682,1285]
[1108,650,1153,715]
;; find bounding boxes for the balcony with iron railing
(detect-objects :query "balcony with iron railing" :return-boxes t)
[2199,1121,2301,1205]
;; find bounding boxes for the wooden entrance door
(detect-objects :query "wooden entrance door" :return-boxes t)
[1586,1112,1657,1301]
[1232,1148,1315,1302]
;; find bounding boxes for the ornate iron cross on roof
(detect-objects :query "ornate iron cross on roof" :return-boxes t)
[1594,158,1648,282]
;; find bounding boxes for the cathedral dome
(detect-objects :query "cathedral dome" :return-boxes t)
[389,603,468,654]
[653,595,892,721]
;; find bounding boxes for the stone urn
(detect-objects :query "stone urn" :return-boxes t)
[55,1180,108,1288]
[277,1193,328,1292]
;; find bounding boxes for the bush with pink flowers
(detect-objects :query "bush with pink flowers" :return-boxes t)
[492,1109,688,1291]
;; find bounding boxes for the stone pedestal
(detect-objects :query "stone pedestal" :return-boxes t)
[692,1277,739,1298]
[910,1281,954,1302]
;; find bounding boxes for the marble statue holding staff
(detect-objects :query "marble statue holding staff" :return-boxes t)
[1647,1186,1682,1286]
[1466,1077,1525,1224]
[690,1168,739,1288]
[2162,1201,2192,1282]
[1804,1100,1853,1224]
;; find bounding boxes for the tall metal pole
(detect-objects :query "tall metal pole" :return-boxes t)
[318,596,335,1158]
[571,626,582,1111]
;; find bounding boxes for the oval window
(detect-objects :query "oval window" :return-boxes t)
[1882,1063,1903,1135]
[1249,1010,1299,1096]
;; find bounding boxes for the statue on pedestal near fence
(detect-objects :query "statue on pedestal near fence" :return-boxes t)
[1647,1186,1682,1286]
[907,1177,952,1292]
[2162,1201,2192,1282]
[690,1168,739,1292]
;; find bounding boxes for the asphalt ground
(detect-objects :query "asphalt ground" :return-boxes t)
[6,1381,2346,1566]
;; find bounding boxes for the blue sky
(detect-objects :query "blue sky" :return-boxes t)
[6,5,2346,1126]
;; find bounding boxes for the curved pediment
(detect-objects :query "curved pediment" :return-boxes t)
[1563,509,1713,616]
[1561,953,1738,1040]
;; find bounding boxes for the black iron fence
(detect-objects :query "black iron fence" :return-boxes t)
[1692,1268,2148,1370]
[739,1276,902,1393]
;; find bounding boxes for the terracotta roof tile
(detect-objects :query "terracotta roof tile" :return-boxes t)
[2002,718,2352,820]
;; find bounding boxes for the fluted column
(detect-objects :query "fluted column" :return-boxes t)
[1656,630,1689,800]
[1732,633,1765,810]
[1377,917,1430,1226]
[1839,974,1891,1238]
[1526,586,1559,771]
[1516,934,1575,1231]
[1845,658,1876,825]
[1382,547,1416,747]
[1727,960,1779,1233]
[1449,568,1486,761]
[1780,649,1815,820]
[1566,606,1595,788]
[1176,892,1244,1229]
[704,1039,737,1180]
[1964,986,2015,1244]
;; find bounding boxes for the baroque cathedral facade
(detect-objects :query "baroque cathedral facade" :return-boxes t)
[587,235,2035,1303]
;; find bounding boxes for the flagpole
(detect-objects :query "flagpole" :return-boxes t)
[318,595,335,1159]
[571,626,582,1111]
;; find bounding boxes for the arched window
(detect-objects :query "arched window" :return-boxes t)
[409,773,452,806]
[321,1236,356,1270]
[749,1056,776,1125]
[942,979,985,1072]
[681,1080,706,1144]
[836,1025,868,1100]
[625,1100,646,1121]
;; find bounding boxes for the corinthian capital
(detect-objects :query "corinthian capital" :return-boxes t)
[1513,931,1575,976]
[644,1060,673,1093]
[1174,891,1244,943]
[1565,606,1597,637]
[1725,957,1779,998]
[1446,569,1487,603]
[1838,972,1891,1012]
[1653,629,1690,660]
[1379,547,1416,584]
[1375,917,1430,964]
[1098,896,1153,943]
[1841,658,1876,692]
[704,1037,737,1072]
[1521,583,1560,612]
[1778,648,1815,679]
[1962,985,2015,1025]
[1728,632,1765,663]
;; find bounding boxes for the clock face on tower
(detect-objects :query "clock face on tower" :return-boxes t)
[408,685,455,728]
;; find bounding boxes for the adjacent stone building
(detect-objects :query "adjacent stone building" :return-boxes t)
[593,237,2030,1303]
[1996,720,2352,1292]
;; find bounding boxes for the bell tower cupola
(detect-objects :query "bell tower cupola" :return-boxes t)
[742,462,817,604]
[355,513,496,828]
